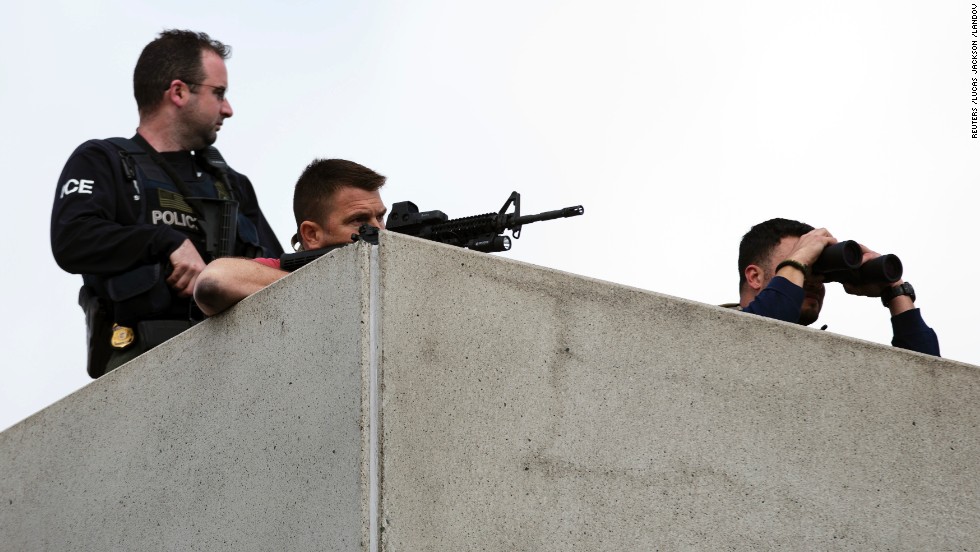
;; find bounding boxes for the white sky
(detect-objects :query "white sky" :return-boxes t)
[2,0,977,431]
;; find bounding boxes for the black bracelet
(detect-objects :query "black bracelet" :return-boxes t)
[775,259,809,276]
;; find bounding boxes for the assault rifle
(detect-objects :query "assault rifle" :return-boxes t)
[387,191,584,252]
[280,192,584,272]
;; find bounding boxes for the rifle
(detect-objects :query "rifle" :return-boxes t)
[386,191,584,253]
[279,226,379,272]
[279,192,583,271]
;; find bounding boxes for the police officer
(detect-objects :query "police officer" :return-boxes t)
[51,30,283,377]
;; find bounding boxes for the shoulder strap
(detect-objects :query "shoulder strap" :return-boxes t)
[196,146,235,201]
[105,136,166,197]
[102,137,145,207]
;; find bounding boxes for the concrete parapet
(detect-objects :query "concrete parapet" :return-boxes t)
[1,244,372,551]
[2,231,977,551]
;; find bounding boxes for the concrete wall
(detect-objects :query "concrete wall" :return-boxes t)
[375,234,979,551]
[2,231,977,551]
[1,244,374,551]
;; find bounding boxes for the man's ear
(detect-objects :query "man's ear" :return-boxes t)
[165,80,192,108]
[299,220,324,250]
[744,264,766,292]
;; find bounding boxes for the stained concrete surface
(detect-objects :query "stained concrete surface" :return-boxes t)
[1,244,372,551]
[2,232,977,551]
[376,232,978,551]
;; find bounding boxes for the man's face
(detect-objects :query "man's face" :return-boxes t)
[180,50,233,150]
[768,236,826,326]
[307,186,387,249]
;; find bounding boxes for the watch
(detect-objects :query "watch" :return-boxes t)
[881,282,915,307]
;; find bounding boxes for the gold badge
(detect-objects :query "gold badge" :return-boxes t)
[111,324,135,349]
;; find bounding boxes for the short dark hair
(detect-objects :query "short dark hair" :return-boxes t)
[293,159,386,228]
[738,218,815,291]
[134,29,231,115]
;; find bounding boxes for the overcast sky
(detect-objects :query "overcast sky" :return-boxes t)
[2,0,977,431]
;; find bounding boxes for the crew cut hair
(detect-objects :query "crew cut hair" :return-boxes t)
[738,217,815,291]
[293,159,386,228]
[134,29,231,115]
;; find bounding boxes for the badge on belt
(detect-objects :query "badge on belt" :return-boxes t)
[110,324,135,349]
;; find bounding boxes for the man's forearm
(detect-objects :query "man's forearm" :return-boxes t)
[891,309,941,357]
[193,258,286,316]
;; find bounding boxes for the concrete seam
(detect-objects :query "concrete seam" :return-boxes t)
[369,244,381,552]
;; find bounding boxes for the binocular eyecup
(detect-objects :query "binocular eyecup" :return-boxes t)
[811,240,903,284]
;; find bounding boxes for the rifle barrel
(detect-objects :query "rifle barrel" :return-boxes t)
[513,205,584,226]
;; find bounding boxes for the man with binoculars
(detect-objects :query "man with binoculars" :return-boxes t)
[733,218,939,356]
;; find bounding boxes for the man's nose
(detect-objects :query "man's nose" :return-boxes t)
[221,99,233,118]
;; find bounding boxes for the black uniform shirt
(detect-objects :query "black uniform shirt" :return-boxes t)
[51,137,283,277]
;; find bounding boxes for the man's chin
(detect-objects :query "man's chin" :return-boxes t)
[183,134,217,151]
[197,129,219,148]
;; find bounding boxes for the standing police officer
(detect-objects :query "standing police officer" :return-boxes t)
[51,30,283,377]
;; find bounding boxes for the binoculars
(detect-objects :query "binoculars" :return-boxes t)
[811,240,903,284]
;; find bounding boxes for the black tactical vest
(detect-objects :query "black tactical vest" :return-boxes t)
[108,137,263,261]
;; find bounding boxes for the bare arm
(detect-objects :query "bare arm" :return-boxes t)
[193,257,287,316]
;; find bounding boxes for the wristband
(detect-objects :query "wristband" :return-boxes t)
[775,259,809,277]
